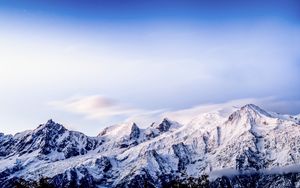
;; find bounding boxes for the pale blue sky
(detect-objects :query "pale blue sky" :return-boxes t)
[0,1,300,135]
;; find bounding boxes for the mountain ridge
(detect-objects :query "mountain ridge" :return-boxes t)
[1,104,300,187]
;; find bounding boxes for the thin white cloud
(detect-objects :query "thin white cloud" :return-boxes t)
[49,96,300,129]
[48,95,166,126]
[162,97,300,125]
[48,95,141,119]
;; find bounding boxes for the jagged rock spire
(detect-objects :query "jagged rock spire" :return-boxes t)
[157,118,172,132]
[129,123,140,140]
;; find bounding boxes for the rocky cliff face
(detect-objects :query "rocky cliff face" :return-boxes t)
[0,104,300,187]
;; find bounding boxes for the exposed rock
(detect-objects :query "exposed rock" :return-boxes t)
[1,104,300,188]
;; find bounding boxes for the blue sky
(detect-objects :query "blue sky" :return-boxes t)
[0,0,300,135]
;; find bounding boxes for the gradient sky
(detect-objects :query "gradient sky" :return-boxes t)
[0,0,300,135]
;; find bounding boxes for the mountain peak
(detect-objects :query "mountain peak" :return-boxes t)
[242,103,259,109]
[35,119,67,135]
[129,123,140,140]
[97,122,139,140]
[46,119,55,125]
[157,118,172,132]
[241,104,272,117]
[1,106,300,187]
[227,104,272,123]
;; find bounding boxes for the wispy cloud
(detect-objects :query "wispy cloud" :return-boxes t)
[162,97,300,125]
[49,96,300,128]
[48,95,165,125]
[49,95,139,119]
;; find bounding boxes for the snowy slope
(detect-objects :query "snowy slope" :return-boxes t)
[0,104,300,187]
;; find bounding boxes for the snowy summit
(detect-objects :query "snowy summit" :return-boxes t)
[1,104,300,187]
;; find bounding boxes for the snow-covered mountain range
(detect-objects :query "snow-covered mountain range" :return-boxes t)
[1,104,300,187]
